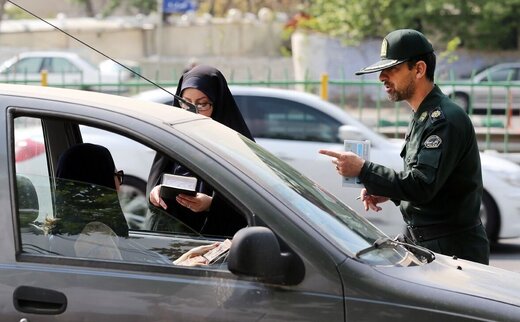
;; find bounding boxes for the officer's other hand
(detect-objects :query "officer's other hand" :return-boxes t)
[360,188,388,212]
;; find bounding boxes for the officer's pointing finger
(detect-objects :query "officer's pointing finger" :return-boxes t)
[318,149,341,158]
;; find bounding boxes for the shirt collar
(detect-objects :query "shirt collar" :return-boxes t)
[413,85,444,121]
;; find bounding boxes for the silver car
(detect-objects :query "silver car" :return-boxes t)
[5,84,520,321]
[441,62,520,112]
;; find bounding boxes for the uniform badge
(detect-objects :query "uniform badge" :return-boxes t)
[429,107,445,124]
[418,111,427,122]
[424,135,442,148]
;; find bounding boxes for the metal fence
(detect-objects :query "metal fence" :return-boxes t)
[3,71,520,153]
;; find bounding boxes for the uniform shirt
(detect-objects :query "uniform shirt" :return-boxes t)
[359,85,482,228]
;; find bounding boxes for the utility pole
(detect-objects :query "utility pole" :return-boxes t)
[156,0,163,79]
[0,0,7,24]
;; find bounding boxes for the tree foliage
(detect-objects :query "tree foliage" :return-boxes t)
[304,0,520,50]
[6,0,518,51]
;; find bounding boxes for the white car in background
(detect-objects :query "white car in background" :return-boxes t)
[0,51,136,93]
[132,86,520,243]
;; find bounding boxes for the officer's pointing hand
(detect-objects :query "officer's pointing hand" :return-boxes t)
[319,149,365,177]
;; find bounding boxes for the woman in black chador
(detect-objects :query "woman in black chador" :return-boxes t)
[54,143,129,238]
[146,65,253,237]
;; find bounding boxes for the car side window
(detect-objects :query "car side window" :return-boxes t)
[235,95,343,143]
[13,117,239,270]
[48,58,81,73]
[14,116,53,226]
[8,57,43,74]
[481,68,516,82]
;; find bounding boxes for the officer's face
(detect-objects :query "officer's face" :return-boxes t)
[379,62,416,102]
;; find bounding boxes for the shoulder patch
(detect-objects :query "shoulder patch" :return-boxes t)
[424,135,442,148]
[430,107,445,124]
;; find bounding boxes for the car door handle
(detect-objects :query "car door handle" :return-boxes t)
[13,285,67,315]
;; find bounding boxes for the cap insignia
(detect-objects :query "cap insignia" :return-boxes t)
[380,38,388,57]
[424,135,442,148]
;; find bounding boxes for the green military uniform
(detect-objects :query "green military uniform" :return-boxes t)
[355,29,489,264]
[358,85,489,264]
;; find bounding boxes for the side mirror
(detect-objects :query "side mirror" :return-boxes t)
[228,227,304,285]
[338,125,365,141]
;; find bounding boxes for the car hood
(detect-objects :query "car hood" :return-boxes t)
[375,253,520,306]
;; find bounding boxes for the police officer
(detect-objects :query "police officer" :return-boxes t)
[319,29,490,265]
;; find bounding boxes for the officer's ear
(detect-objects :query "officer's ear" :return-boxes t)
[415,60,427,79]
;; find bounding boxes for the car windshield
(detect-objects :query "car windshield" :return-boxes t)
[177,120,423,266]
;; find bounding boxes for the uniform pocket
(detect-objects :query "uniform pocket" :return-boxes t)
[414,149,441,184]
[418,149,441,168]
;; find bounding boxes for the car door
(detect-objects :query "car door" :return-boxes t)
[3,105,344,321]
[44,57,84,84]
[476,65,519,111]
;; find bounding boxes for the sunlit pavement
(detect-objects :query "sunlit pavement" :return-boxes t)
[489,238,520,273]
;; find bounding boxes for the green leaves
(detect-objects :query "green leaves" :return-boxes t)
[305,0,520,50]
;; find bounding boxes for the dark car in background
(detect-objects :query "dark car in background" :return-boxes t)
[4,84,520,320]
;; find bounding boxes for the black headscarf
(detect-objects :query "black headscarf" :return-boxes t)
[145,66,250,237]
[173,65,254,141]
[55,143,128,237]
[56,143,117,190]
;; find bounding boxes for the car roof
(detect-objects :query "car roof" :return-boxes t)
[13,51,83,58]
[0,83,200,126]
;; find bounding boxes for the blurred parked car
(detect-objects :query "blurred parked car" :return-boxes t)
[0,51,135,93]
[441,62,520,113]
[6,83,520,320]
[134,86,520,243]
[98,58,141,80]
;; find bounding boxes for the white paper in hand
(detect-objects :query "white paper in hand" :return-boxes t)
[343,140,370,187]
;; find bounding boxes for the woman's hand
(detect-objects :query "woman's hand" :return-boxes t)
[176,193,213,212]
[149,185,167,209]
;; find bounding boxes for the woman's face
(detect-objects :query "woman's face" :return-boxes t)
[114,170,123,191]
[182,88,214,118]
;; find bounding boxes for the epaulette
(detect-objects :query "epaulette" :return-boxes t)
[429,107,445,125]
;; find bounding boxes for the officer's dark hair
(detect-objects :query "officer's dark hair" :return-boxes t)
[406,52,436,82]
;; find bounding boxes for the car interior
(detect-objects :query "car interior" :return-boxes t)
[13,114,249,270]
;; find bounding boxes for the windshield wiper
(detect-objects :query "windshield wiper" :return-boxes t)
[355,237,397,258]
[355,235,435,263]
[394,235,436,263]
